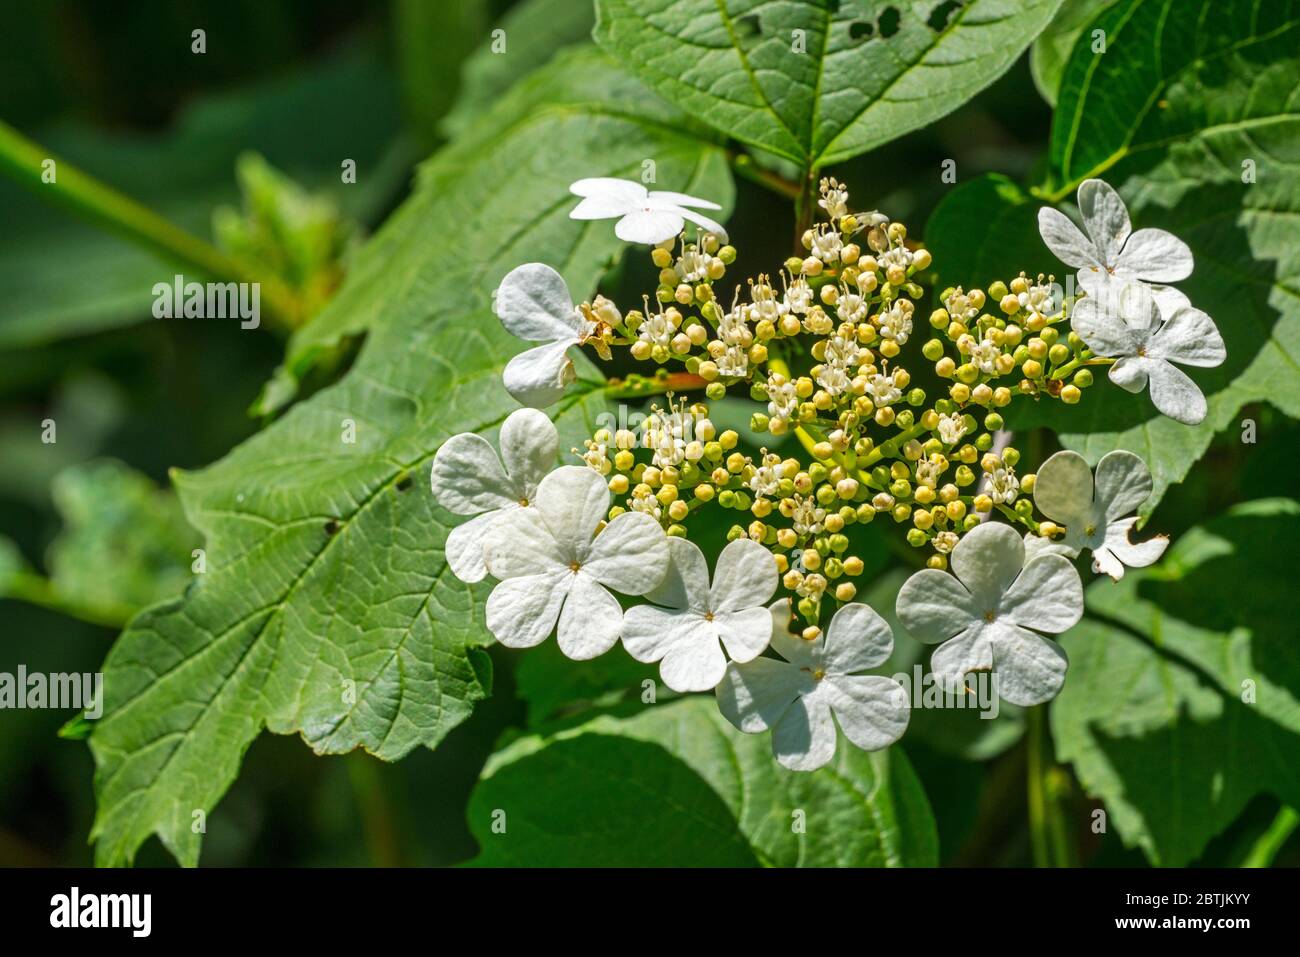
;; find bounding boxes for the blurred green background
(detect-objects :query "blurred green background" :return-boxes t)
[0,0,1295,867]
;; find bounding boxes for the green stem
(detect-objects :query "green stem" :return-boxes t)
[0,118,297,324]
[729,151,802,201]
[603,371,707,399]
[1026,703,1076,867]
[1240,805,1299,868]
[4,571,134,630]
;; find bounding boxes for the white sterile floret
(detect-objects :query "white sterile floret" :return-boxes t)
[717,599,910,772]
[495,263,603,408]
[481,465,668,660]
[1037,178,1193,294]
[1031,449,1168,580]
[622,538,778,692]
[430,407,557,583]
[568,177,727,245]
[1071,281,1225,425]
[895,521,1084,706]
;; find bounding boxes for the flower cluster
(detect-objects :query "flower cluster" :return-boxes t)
[430,175,1220,770]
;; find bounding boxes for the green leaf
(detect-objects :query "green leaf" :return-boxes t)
[440,0,598,139]
[594,0,1064,168]
[1022,0,1300,510]
[0,45,404,350]
[1028,0,1118,106]
[514,639,658,728]
[467,697,938,866]
[924,173,1063,291]
[87,52,732,867]
[1052,498,1300,865]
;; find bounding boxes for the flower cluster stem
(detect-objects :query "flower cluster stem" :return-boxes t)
[1026,703,1076,867]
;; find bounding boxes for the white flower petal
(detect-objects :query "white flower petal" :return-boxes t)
[569,177,647,201]
[767,598,820,667]
[896,568,977,645]
[1071,296,1140,358]
[989,623,1069,706]
[824,676,909,752]
[714,606,774,664]
[430,432,515,515]
[622,604,702,666]
[771,690,838,772]
[615,209,685,245]
[1001,555,1084,634]
[486,571,571,648]
[658,626,728,692]
[716,657,801,733]
[569,194,637,220]
[676,207,729,243]
[822,602,894,673]
[1038,206,1100,269]
[1092,450,1152,519]
[649,190,721,211]
[1108,355,1151,393]
[556,572,622,660]
[1032,450,1095,527]
[643,536,710,612]
[1105,518,1168,569]
[498,408,559,497]
[1116,227,1193,283]
[1091,545,1127,580]
[709,538,778,613]
[502,340,577,409]
[1077,178,1131,265]
[494,263,582,342]
[584,511,669,595]
[1146,358,1208,424]
[951,521,1025,607]
[1149,305,1226,368]
[534,465,608,561]
[930,625,993,692]
[445,508,507,583]
[481,505,567,579]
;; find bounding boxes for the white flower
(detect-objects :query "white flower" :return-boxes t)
[495,263,606,408]
[877,300,913,344]
[568,177,727,245]
[1032,449,1168,580]
[717,600,909,772]
[430,408,557,583]
[481,465,668,660]
[937,412,967,446]
[1038,178,1193,292]
[895,522,1084,706]
[1071,281,1225,425]
[783,278,813,314]
[811,229,843,263]
[867,370,902,407]
[622,538,778,692]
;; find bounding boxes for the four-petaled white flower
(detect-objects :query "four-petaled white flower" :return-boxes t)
[896,522,1083,706]
[622,538,777,692]
[1031,449,1168,580]
[568,177,727,245]
[717,599,909,772]
[481,465,668,660]
[1071,280,1225,425]
[430,408,557,583]
[495,263,611,409]
[1038,178,1193,294]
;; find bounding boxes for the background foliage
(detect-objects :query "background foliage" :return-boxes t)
[0,0,1295,868]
